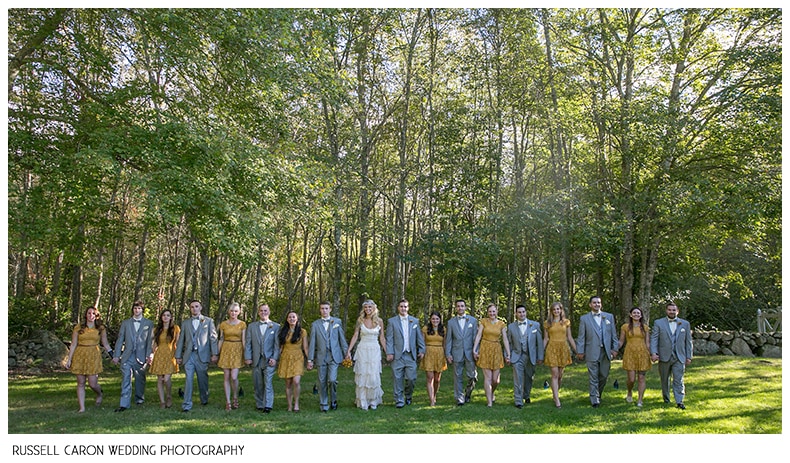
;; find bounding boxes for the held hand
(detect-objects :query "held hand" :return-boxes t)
[685,358,692,366]
[651,354,659,362]
[306,360,313,371]
[576,353,584,361]
[269,358,276,367]
[245,359,252,366]
[210,355,218,364]
[417,353,424,360]
[473,352,480,361]
[176,358,182,365]
[446,355,453,365]
[112,357,120,365]
[537,360,543,365]
[386,354,394,362]
[611,350,618,359]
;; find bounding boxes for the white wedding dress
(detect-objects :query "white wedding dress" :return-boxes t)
[353,324,384,409]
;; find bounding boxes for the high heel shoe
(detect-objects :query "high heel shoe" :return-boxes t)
[225,402,232,411]
[160,402,166,409]
[232,398,239,409]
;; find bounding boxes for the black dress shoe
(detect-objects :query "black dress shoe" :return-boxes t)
[515,404,523,409]
[182,409,190,413]
[114,407,127,412]
[201,401,208,406]
[257,407,265,411]
[464,392,472,403]
[592,403,600,408]
[525,398,531,404]
[178,388,184,398]
[263,407,272,413]
[676,403,686,410]
[456,401,465,407]
[396,404,404,409]
[405,399,412,406]
[330,401,338,410]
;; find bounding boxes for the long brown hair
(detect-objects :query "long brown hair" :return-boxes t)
[78,306,105,335]
[627,307,647,336]
[154,309,176,344]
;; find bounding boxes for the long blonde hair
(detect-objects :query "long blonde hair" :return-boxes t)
[356,299,383,328]
[546,302,566,327]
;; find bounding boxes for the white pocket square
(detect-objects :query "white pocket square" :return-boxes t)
[531,329,537,333]
[411,325,417,329]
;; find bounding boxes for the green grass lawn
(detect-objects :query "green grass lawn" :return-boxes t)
[7,356,781,434]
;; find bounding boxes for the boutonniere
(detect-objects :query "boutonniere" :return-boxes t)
[200,317,205,324]
[266,321,273,329]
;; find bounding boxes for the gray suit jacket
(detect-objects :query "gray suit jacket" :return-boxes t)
[650,317,693,363]
[175,315,219,364]
[444,315,478,361]
[115,317,154,364]
[307,317,348,365]
[576,311,619,361]
[244,320,281,367]
[506,319,544,365]
[386,315,425,360]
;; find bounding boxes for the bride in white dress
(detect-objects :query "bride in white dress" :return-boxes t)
[346,299,386,409]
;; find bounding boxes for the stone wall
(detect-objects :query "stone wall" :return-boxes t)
[8,330,70,370]
[692,330,782,358]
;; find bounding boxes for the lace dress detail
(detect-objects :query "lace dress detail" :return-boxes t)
[353,324,384,409]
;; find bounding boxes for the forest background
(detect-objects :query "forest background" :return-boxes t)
[6,8,782,340]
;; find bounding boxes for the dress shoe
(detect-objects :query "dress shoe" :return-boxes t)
[515,404,523,409]
[676,403,686,410]
[456,401,465,407]
[135,400,144,405]
[321,409,328,413]
[591,403,600,408]
[464,392,472,403]
[263,407,272,413]
[663,398,670,404]
[182,409,190,413]
[114,406,127,412]
[257,407,265,411]
[396,404,404,409]
[201,401,208,406]
[524,398,530,404]
[405,399,412,406]
[330,401,338,410]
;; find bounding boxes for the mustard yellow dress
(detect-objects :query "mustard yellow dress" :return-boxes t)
[420,326,447,372]
[621,324,652,372]
[150,325,180,375]
[217,321,246,369]
[543,319,573,368]
[70,326,104,375]
[477,319,506,370]
[277,328,307,379]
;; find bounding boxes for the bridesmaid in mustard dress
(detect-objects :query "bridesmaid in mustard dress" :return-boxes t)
[473,303,511,407]
[277,310,308,412]
[217,302,247,410]
[618,306,651,407]
[543,302,577,408]
[65,306,113,413]
[149,309,180,408]
[420,311,447,406]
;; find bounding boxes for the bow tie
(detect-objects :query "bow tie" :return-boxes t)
[593,313,601,317]
[133,319,140,323]
[322,319,330,323]
[518,321,527,325]
[458,316,466,320]
[668,319,677,323]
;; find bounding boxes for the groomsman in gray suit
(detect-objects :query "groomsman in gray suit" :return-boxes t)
[175,300,219,412]
[385,299,425,408]
[650,301,693,410]
[576,296,619,407]
[307,302,349,412]
[445,299,478,406]
[244,303,281,413]
[112,300,154,411]
[506,305,544,408]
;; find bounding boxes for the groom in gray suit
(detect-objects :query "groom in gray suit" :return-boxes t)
[385,299,425,408]
[445,299,478,406]
[576,296,619,407]
[650,301,693,409]
[175,300,219,412]
[112,300,154,411]
[307,302,349,412]
[506,305,544,408]
[245,303,281,413]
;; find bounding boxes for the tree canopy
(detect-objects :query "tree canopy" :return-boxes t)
[7,8,781,337]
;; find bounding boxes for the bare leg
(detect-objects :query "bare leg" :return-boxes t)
[285,378,293,411]
[626,370,636,402]
[637,371,647,405]
[491,368,501,403]
[76,375,87,412]
[164,374,173,408]
[551,366,562,407]
[231,368,240,408]
[223,368,232,409]
[483,369,494,406]
[433,372,442,405]
[426,372,436,406]
[157,375,166,407]
[293,376,301,411]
